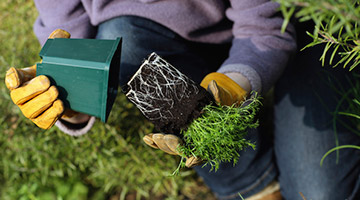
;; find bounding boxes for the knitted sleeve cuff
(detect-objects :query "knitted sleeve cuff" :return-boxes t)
[218,64,262,93]
[55,116,96,136]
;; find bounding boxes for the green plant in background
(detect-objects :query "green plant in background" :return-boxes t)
[321,144,360,166]
[275,0,360,163]
[276,0,360,70]
[315,71,360,163]
[179,95,261,172]
[0,1,215,199]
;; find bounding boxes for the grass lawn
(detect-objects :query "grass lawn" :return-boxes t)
[0,0,215,199]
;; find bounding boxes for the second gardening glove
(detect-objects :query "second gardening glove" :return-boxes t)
[200,72,248,106]
[5,29,71,129]
[143,133,204,167]
[143,72,249,167]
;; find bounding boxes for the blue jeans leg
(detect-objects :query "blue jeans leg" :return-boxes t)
[194,127,277,200]
[274,43,360,200]
[96,16,277,199]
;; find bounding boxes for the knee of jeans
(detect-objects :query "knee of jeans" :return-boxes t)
[295,188,345,200]
[281,178,356,200]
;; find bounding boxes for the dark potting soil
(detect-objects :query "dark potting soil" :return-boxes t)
[155,82,212,135]
[126,53,213,135]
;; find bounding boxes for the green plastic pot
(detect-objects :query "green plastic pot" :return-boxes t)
[36,37,122,122]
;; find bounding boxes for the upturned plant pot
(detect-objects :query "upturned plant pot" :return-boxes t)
[36,37,122,122]
[126,53,212,134]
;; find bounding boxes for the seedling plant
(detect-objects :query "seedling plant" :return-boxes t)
[179,96,261,172]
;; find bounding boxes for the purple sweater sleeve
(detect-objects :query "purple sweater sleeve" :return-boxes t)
[33,0,96,45]
[219,0,297,94]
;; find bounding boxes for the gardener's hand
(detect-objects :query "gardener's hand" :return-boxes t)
[4,29,81,129]
[142,72,251,167]
[200,72,250,106]
[143,133,203,167]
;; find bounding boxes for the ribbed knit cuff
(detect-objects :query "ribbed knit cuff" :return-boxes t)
[55,116,96,136]
[218,64,262,93]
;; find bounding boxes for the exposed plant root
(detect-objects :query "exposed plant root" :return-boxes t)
[126,53,211,134]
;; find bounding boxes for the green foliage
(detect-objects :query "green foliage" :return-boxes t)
[276,0,360,158]
[320,144,360,166]
[0,1,215,199]
[314,71,360,162]
[275,0,360,70]
[332,73,360,138]
[179,95,261,171]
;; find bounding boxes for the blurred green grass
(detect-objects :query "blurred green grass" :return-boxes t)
[0,1,215,199]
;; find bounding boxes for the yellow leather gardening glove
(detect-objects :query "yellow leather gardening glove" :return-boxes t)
[5,29,71,129]
[142,72,249,168]
[200,72,248,106]
[143,133,203,167]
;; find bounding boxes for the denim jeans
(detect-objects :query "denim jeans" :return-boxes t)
[96,16,360,199]
[273,22,360,200]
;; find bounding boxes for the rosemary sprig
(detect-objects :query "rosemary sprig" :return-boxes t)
[275,0,360,70]
[178,94,261,172]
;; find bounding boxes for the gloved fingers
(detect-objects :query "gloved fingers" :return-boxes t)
[163,134,183,155]
[60,109,91,124]
[61,108,80,119]
[48,29,71,39]
[143,133,203,167]
[143,133,160,149]
[10,75,51,105]
[152,133,179,155]
[201,72,248,106]
[5,29,70,91]
[5,65,37,90]
[207,80,221,103]
[207,80,234,106]
[19,86,59,119]
[185,156,204,168]
[163,135,204,167]
[32,99,64,129]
